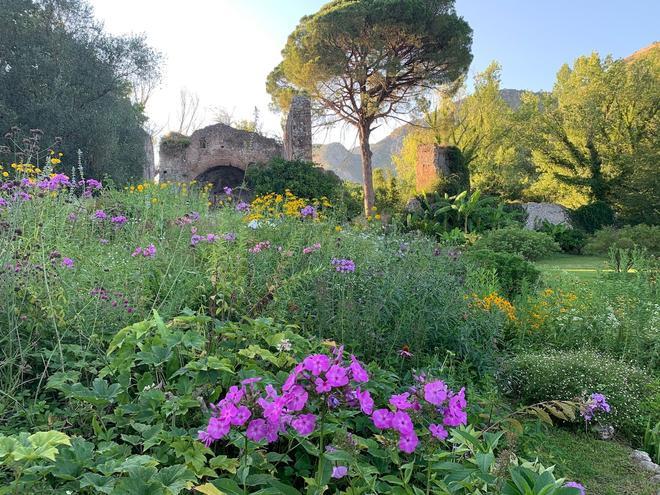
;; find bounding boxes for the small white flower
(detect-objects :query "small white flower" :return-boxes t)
[277,339,292,352]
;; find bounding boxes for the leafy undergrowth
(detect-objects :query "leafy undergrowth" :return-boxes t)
[520,427,656,495]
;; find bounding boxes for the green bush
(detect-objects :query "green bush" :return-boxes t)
[584,224,660,256]
[571,201,615,234]
[463,249,540,297]
[502,350,654,438]
[246,158,343,201]
[538,222,587,254]
[472,227,559,261]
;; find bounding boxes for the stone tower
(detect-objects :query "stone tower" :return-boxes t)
[283,95,312,162]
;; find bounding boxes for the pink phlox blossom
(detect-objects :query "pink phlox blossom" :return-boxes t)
[325,365,349,388]
[389,392,415,410]
[429,423,448,441]
[349,355,369,383]
[355,387,374,415]
[303,354,331,376]
[424,380,448,406]
[291,413,316,436]
[372,409,394,430]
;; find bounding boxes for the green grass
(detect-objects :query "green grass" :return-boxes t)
[521,427,656,495]
[536,254,609,280]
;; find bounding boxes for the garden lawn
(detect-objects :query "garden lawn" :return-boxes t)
[536,254,609,281]
[521,427,656,495]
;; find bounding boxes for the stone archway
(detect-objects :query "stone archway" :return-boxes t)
[195,165,245,196]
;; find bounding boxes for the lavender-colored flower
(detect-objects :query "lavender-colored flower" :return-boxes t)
[429,423,448,441]
[331,258,355,273]
[94,210,107,220]
[291,413,316,436]
[99,239,109,245]
[111,215,127,225]
[61,257,74,268]
[236,201,250,212]
[331,466,348,479]
[67,212,77,221]
[300,205,317,219]
[565,482,586,495]
[398,432,419,454]
[223,186,233,195]
[0,197,7,207]
[581,392,611,421]
[223,232,236,242]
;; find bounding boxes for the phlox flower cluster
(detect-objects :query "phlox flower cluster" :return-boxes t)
[60,257,74,269]
[370,377,467,454]
[236,201,250,212]
[90,287,135,314]
[302,243,321,255]
[300,205,318,219]
[223,232,237,242]
[581,393,610,422]
[190,227,219,246]
[132,244,157,258]
[331,258,355,273]
[198,348,373,447]
[249,241,271,254]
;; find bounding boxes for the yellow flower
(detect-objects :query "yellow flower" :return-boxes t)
[151,198,158,204]
[1,171,8,177]
[335,226,342,232]
[50,158,61,165]
[137,184,144,192]
[375,214,381,220]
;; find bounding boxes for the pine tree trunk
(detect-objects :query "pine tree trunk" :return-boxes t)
[358,123,375,217]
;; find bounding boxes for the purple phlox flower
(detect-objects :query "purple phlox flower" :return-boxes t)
[331,466,348,479]
[283,385,308,412]
[236,201,250,212]
[246,419,269,442]
[60,257,74,268]
[303,354,331,376]
[391,411,415,435]
[315,378,332,394]
[398,432,419,454]
[300,205,318,218]
[349,355,369,383]
[85,179,102,190]
[325,365,349,388]
[372,409,394,430]
[443,388,467,427]
[291,413,316,436]
[389,392,415,411]
[355,387,374,415]
[93,210,107,220]
[144,244,156,257]
[564,482,586,495]
[223,186,233,195]
[67,212,77,221]
[223,232,236,242]
[331,258,355,273]
[283,363,304,392]
[429,423,448,441]
[111,215,127,225]
[424,380,448,406]
[0,197,8,207]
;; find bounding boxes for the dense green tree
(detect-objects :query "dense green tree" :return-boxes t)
[395,62,533,199]
[523,51,659,219]
[0,0,161,182]
[267,0,472,215]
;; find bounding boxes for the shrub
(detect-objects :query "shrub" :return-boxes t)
[571,201,615,234]
[584,224,660,256]
[501,350,654,438]
[463,249,540,297]
[538,222,587,254]
[472,227,559,261]
[246,158,343,201]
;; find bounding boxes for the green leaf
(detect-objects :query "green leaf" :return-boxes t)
[80,472,116,494]
[154,464,196,494]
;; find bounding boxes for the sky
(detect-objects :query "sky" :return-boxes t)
[90,0,659,147]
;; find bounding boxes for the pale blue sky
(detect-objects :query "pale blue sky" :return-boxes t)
[92,0,659,144]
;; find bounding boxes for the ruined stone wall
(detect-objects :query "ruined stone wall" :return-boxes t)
[156,97,313,187]
[283,95,312,162]
[415,144,452,193]
[158,124,283,183]
[142,130,155,181]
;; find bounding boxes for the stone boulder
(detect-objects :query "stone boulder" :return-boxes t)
[522,202,572,230]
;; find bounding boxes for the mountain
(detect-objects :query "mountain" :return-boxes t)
[313,89,526,182]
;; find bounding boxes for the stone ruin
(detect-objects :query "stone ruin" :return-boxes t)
[157,96,312,195]
[415,144,468,194]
